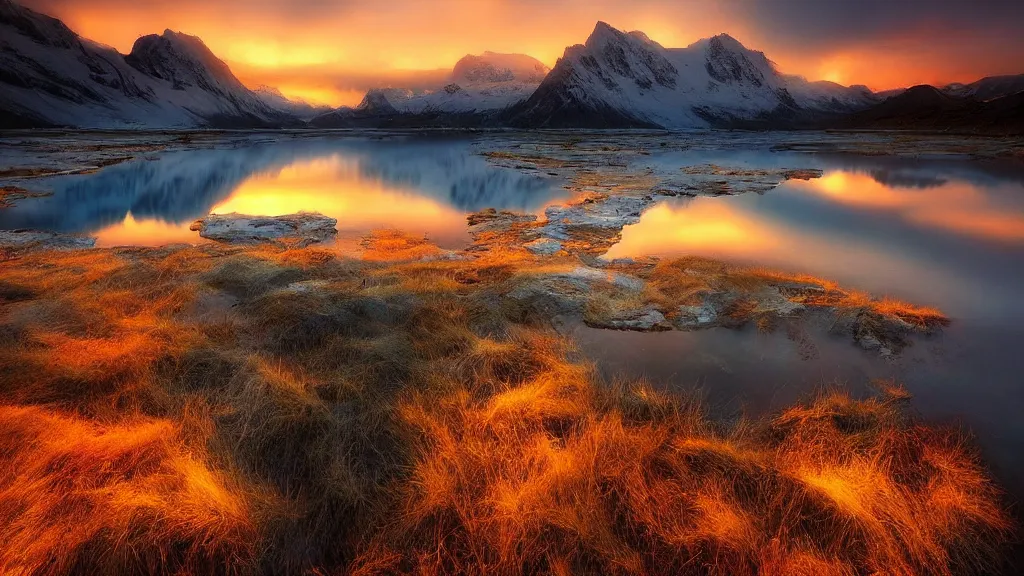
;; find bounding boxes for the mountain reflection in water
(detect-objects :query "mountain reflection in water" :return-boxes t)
[0,137,565,247]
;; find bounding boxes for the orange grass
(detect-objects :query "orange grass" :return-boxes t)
[640,258,950,333]
[360,229,445,262]
[355,372,1012,575]
[0,405,258,575]
[0,243,1010,575]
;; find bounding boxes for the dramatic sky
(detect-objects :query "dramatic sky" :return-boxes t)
[22,0,1024,106]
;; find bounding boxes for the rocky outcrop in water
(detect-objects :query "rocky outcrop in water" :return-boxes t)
[190,212,338,246]
[0,229,96,254]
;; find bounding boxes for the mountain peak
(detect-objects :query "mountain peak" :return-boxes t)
[126,28,245,95]
[154,29,215,57]
[587,21,626,46]
[627,30,660,47]
[357,89,399,114]
[253,84,286,99]
[703,32,775,87]
[452,52,549,84]
[709,33,745,49]
[1,0,80,48]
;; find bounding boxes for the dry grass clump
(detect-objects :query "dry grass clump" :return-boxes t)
[360,229,445,262]
[0,242,1010,576]
[740,267,948,327]
[355,378,1012,576]
[0,249,205,416]
[642,256,719,307]
[635,258,950,346]
[0,404,258,575]
[869,297,949,330]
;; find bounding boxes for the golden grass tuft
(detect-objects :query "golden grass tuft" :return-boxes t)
[358,374,1012,575]
[0,405,258,575]
[360,229,445,262]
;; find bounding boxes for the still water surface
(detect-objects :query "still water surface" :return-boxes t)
[0,136,567,247]
[3,134,1023,493]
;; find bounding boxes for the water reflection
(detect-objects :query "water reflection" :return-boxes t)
[607,166,1024,321]
[0,137,566,247]
[595,151,1024,498]
[801,172,1024,243]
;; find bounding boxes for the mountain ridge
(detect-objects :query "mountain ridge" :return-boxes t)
[0,0,299,128]
[2,1,1021,133]
[504,22,878,129]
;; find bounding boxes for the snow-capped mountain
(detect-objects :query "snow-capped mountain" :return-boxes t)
[452,52,549,84]
[390,52,549,114]
[942,75,1024,101]
[508,22,879,129]
[253,85,333,121]
[311,52,550,127]
[0,0,297,128]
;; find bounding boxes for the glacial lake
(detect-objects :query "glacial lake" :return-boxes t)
[3,132,1024,496]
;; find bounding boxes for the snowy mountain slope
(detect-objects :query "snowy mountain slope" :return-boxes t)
[0,0,195,127]
[452,52,549,84]
[253,85,332,121]
[382,52,550,115]
[508,22,879,129]
[308,89,403,128]
[124,29,298,127]
[943,75,1024,101]
[312,51,551,127]
[0,0,297,128]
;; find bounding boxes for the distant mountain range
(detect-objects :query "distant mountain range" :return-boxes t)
[1,0,1022,134]
[837,85,1024,134]
[309,52,550,128]
[251,85,333,121]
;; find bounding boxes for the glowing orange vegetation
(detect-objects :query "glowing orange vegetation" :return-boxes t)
[0,242,1008,575]
[359,229,445,262]
[363,371,1010,575]
[0,405,256,574]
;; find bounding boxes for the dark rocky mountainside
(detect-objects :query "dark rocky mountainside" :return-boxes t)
[0,0,298,128]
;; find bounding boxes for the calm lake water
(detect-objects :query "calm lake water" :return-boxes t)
[3,133,1024,495]
[0,136,568,248]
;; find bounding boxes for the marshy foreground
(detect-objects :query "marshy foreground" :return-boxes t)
[0,210,1014,574]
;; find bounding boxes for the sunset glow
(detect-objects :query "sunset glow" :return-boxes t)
[21,0,1024,105]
